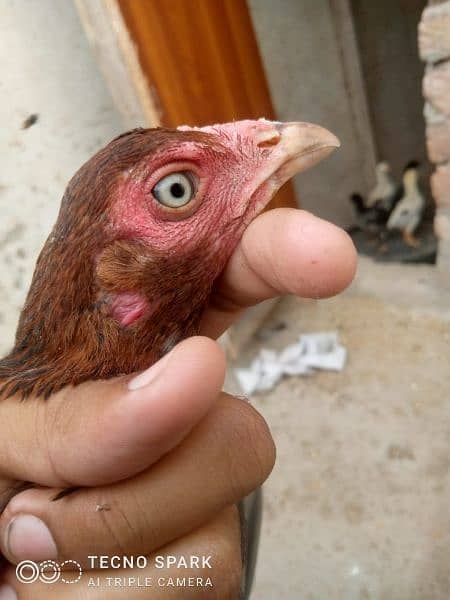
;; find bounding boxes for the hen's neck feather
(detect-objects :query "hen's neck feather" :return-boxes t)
[0,128,223,399]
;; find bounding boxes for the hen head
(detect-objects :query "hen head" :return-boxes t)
[0,119,339,399]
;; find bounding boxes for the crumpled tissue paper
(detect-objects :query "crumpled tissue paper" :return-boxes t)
[234,331,347,395]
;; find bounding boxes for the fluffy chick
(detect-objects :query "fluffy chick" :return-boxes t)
[367,161,400,211]
[386,161,425,247]
[350,192,392,236]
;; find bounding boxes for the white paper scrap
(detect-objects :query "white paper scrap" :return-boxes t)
[235,331,347,395]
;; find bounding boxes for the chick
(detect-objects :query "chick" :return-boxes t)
[367,161,400,211]
[350,192,392,236]
[386,161,425,248]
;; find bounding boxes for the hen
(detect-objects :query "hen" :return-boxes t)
[0,120,339,400]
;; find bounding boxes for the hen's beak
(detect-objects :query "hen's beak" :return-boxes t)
[242,120,340,221]
[178,119,339,181]
[269,121,340,184]
[237,119,340,217]
[241,120,340,195]
[178,118,340,217]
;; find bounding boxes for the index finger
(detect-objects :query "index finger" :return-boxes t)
[200,208,357,338]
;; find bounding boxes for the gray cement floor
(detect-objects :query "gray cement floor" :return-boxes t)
[233,257,450,599]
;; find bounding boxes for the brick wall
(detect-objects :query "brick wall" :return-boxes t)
[419,1,450,273]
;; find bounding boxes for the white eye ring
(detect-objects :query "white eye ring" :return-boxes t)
[152,172,195,208]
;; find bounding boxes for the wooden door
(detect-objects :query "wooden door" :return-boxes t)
[116,0,297,209]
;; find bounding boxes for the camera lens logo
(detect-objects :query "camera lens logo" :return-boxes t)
[16,560,40,584]
[16,560,82,584]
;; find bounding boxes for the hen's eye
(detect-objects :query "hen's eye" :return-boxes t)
[152,172,196,208]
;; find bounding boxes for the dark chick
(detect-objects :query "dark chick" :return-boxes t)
[0,120,339,401]
[350,193,391,235]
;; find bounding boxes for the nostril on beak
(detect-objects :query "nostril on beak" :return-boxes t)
[256,131,281,148]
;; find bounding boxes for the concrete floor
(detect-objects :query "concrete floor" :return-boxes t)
[233,257,450,600]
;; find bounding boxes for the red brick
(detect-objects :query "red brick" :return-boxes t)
[431,164,450,206]
[434,209,450,240]
[419,3,450,62]
[427,121,450,162]
[423,62,450,118]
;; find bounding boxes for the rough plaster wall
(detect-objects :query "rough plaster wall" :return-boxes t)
[0,0,123,354]
[249,0,366,228]
[420,1,450,276]
[351,0,428,181]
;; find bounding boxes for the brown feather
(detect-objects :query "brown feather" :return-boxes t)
[0,127,226,399]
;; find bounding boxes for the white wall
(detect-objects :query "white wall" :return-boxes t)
[0,0,124,354]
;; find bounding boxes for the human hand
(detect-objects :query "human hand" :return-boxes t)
[0,208,356,598]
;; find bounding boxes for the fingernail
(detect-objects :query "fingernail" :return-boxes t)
[5,515,57,561]
[0,585,17,600]
[128,349,173,391]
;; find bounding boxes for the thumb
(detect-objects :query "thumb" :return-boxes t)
[0,336,225,488]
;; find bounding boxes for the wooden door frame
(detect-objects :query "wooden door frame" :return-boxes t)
[75,0,297,210]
